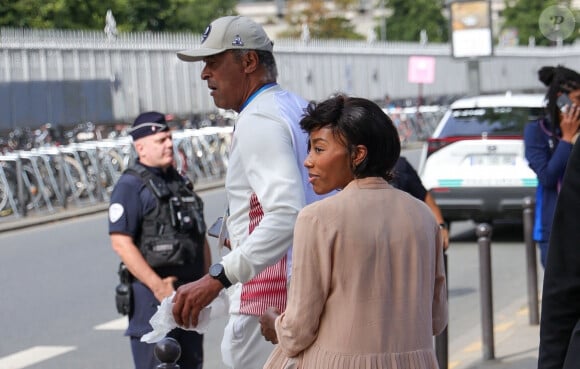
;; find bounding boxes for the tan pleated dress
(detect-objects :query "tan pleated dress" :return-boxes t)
[264,177,448,369]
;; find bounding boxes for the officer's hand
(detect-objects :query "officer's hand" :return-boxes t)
[171,274,222,328]
[153,276,177,302]
[259,307,281,344]
[441,228,450,250]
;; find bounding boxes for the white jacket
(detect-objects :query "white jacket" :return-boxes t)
[222,84,318,315]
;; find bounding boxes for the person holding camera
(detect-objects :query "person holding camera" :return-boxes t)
[523,65,580,268]
[108,111,211,369]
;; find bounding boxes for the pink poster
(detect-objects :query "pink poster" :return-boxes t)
[407,56,435,84]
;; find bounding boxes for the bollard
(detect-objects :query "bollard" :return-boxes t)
[155,337,181,369]
[476,223,495,360]
[522,196,539,325]
[435,252,449,369]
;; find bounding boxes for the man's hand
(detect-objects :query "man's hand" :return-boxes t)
[153,276,177,302]
[440,227,450,250]
[172,274,223,327]
[259,307,281,344]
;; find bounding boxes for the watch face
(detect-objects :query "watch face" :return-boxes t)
[209,263,223,277]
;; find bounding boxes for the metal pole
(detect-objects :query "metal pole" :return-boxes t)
[380,0,386,41]
[93,147,104,202]
[435,252,449,369]
[467,59,481,96]
[476,222,495,360]
[58,152,68,209]
[522,196,539,325]
[275,0,284,18]
[15,156,27,217]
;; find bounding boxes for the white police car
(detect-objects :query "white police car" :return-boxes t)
[419,93,545,224]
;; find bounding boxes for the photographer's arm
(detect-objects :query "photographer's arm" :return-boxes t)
[110,233,176,301]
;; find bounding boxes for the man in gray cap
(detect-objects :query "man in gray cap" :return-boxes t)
[171,15,326,369]
[109,111,211,369]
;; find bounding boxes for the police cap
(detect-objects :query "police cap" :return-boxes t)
[129,111,169,141]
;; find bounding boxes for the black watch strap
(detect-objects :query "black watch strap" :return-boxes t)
[209,263,232,288]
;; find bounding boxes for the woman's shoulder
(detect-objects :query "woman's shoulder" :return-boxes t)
[301,193,338,213]
[524,119,541,132]
[525,118,551,134]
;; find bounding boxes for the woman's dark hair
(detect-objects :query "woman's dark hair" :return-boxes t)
[300,94,401,181]
[538,65,580,132]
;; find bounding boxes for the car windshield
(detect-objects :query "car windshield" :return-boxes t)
[439,107,544,137]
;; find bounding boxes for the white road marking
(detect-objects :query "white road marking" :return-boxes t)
[0,346,75,369]
[93,317,128,330]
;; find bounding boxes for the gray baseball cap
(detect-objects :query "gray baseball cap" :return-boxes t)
[177,16,274,62]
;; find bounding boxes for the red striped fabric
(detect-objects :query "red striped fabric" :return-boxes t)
[239,192,288,316]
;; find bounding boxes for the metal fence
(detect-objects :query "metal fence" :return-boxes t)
[0,126,233,220]
[1,28,580,129]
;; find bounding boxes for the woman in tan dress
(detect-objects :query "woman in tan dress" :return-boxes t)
[259,95,448,369]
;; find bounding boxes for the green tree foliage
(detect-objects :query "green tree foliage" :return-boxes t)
[0,0,237,33]
[378,0,448,42]
[279,0,364,40]
[312,16,364,39]
[119,0,237,32]
[501,0,573,46]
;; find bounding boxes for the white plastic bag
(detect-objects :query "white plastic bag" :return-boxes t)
[141,290,229,343]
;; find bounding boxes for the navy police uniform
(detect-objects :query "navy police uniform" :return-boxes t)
[109,111,206,369]
[390,156,427,201]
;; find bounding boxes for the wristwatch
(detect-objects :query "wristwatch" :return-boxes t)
[439,223,448,230]
[209,263,232,288]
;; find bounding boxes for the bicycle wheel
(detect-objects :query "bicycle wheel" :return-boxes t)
[62,155,88,200]
[22,164,43,211]
[100,149,125,195]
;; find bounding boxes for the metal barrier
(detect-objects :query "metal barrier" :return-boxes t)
[2,27,580,127]
[0,127,233,222]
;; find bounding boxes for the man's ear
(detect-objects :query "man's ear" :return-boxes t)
[243,51,259,73]
[134,140,144,156]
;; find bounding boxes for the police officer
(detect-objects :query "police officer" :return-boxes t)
[109,111,211,369]
[390,156,449,249]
